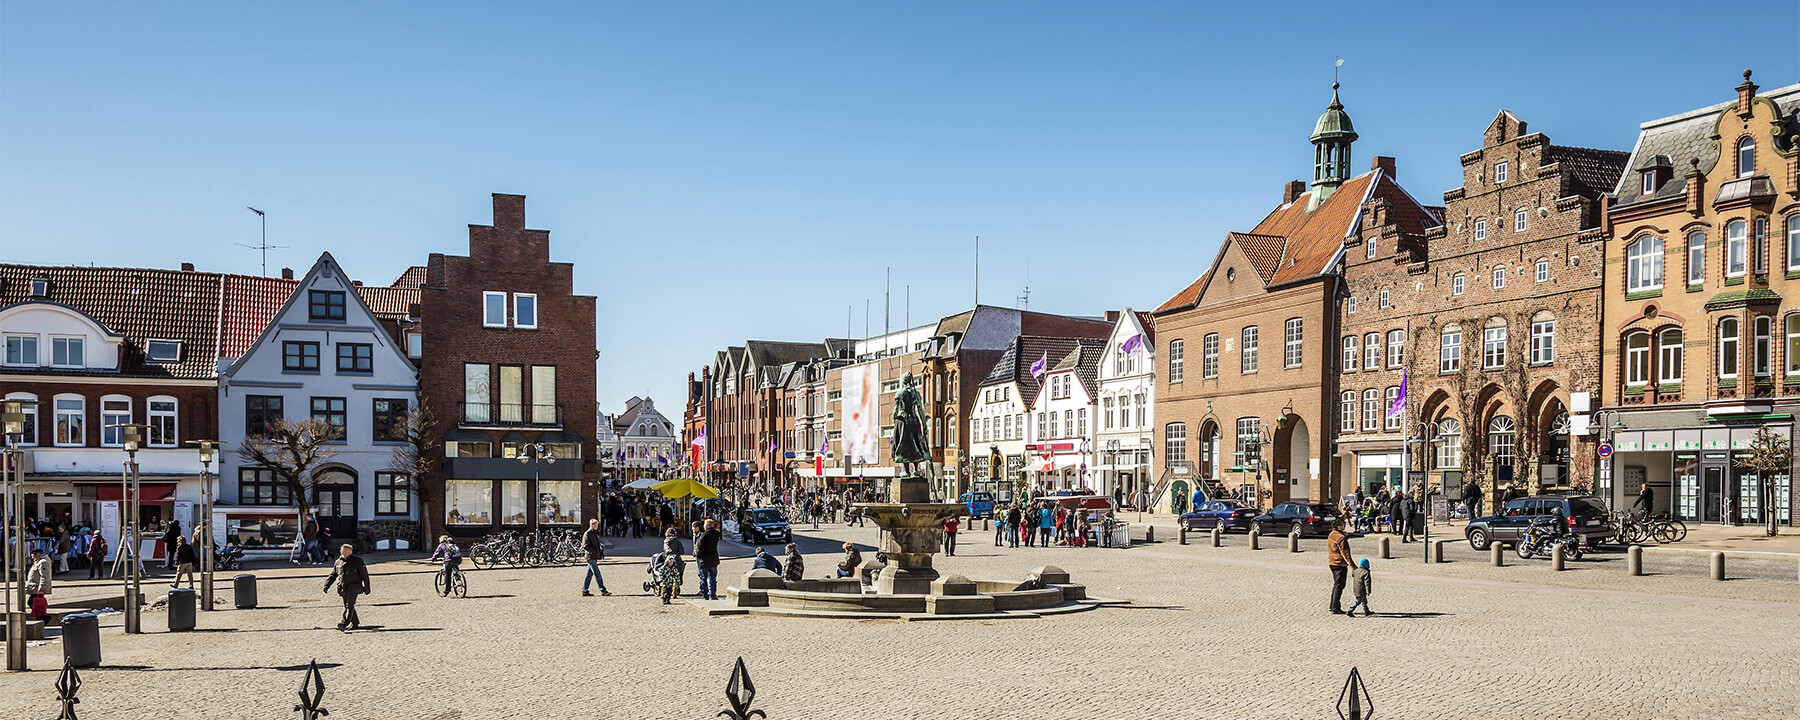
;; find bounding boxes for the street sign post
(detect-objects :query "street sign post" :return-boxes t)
[1597,442,1614,459]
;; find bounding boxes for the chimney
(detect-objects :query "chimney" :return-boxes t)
[1282,180,1307,205]
[493,193,526,230]
[281,267,294,280]
[1105,310,1120,323]
[351,280,363,287]
[1685,158,1705,217]
[1372,156,1397,179]
[180,262,195,272]
[1737,70,1758,114]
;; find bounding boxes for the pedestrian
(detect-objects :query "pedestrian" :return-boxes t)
[1327,519,1351,615]
[321,543,370,631]
[24,548,52,621]
[575,519,610,597]
[1077,515,1092,548]
[1100,512,1117,548]
[86,531,109,579]
[628,497,645,538]
[782,542,804,582]
[836,542,862,578]
[993,511,1007,546]
[1038,504,1054,547]
[170,536,197,589]
[1345,558,1374,617]
[942,516,959,556]
[1633,482,1655,520]
[1463,481,1484,519]
[695,519,721,600]
[1005,505,1022,548]
[1398,493,1418,543]
[161,519,182,570]
[751,546,783,576]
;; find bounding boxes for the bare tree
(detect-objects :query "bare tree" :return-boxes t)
[1733,426,1789,537]
[236,417,341,551]
[386,403,441,546]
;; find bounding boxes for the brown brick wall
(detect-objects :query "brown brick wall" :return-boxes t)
[2,380,216,449]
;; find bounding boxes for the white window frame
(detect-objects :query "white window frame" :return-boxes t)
[1475,219,1487,242]
[1283,318,1303,368]
[1534,260,1549,283]
[1201,333,1217,378]
[483,291,508,328]
[1440,329,1462,372]
[1641,171,1656,196]
[1384,387,1401,430]
[1483,325,1507,369]
[1690,231,1707,284]
[1343,335,1359,372]
[148,396,178,448]
[145,339,182,363]
[1659,329,1684,384]
[1755,315,1772,377]
[1788,316,1800,376]
[1530,319,1555,365]
[1361,389,1379,431]
[53,394,85,447]
[1515,208,1528,232]
[1339,391,1356,432]
[1625,332,1650,387]
[1738,137,1755,177]
[1379,289,1390,308]
[1787,216,1800,272]
[1492,266,1506,290]
[1366,237,1377,259]
[3,334,38,366]
[1629,236,1664,290]
[3,393,37,447]
[1726,221,1746,278]
[1168,339,1185,383]
[1363,332,1380,370]
[1451,274,1464,296]
[50,335,84,368]
[1347,296,1357,314]
[513,293,538,330]
[1387,329,1404,368]
[1240,326,1258,374]
[1435,419,1462,469]
[1719,317,1739,380]
[100,395,131,447]
[1494,162,1508,183]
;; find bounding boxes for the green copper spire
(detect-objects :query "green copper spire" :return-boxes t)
[1308,82,1358,208]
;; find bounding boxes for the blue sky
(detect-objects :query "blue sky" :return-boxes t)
[3,2,1795,410]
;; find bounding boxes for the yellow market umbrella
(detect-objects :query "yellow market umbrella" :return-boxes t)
[651,478,718,499]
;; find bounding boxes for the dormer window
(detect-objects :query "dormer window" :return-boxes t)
[1737,137,1756,177]
[28,279,48,297]
[145,340,182,363]
[1641,170,1658,195]
[51,337,84,367]
[4,335,37,365]
[308,290,346,322]
[1494,162,1508,183]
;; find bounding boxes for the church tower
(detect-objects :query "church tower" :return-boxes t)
[1308,82,1358,209]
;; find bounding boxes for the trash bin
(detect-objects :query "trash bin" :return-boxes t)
[62,613,101,667]
[167,588,197,631]
[233,573,258,609]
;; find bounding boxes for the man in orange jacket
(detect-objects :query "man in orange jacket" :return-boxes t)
[1327,519,1352,614]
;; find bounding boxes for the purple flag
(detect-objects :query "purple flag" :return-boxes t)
[1119,333,1144,356]
[819,439,829,455]
[616,448,625,463]
[1388,368,1407,419]
[1029,351,1048,379]
[770,437,778,452]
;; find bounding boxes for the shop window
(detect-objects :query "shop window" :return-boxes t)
[225,515,295,548]
[500,480,530,525]
[537,480,580,524]
[1659,329,1683,384]
[444,480,493,525]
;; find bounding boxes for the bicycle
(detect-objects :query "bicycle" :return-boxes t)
[434,563,468,598]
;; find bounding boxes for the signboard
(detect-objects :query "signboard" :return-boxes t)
[1431,495,1449,521]
[1596,442,1614,458]
[737,462,749,479]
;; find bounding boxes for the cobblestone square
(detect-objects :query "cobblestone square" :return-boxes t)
[4,523,1797,719]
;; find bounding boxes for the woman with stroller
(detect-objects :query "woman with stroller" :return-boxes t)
[652,528,685,604]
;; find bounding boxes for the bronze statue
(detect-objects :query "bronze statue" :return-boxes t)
[891,372,932,480]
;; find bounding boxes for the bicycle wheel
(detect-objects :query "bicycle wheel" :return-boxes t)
[434,570,448,595]
[1664,519,1688,542]
[1651,523,1678,544]
[451,571,467,598]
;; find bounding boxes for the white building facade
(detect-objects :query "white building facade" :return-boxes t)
[1028,343,1103,493]
[1096,309,1155,506]
[218,253,420,553]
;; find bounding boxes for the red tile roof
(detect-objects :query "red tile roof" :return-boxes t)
[393,266,427,288]
[1,265,223,379]
[218,275,418,359]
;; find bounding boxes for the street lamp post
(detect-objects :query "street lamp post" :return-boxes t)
[113,423,150,634]
[518,443,557,530]
[3,398,38,671]
[189,441,220,611]
[1411,420,1444,563]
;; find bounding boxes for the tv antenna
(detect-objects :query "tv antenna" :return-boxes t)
[238,207,287,276]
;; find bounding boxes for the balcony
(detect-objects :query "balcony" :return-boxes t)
[459,402,563,428]
[443,456,584,481]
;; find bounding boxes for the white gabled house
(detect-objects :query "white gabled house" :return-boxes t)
[217,253,421,554]
[1028,340,1105,492]
[1096,308,1156,506]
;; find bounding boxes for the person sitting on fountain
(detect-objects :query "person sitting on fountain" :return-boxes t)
[782,543,804,582]
[752,546,782,576]
[836,542,861,578]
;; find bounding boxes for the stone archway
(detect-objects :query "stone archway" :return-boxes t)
[1286,417,1313,501]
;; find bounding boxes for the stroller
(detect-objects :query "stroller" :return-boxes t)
[643,551,685,603]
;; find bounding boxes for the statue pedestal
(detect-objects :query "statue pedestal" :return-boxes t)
[855,475,965,595]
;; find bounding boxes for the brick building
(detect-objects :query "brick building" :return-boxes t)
[421,194,598,536]
[1599,73,1800,527]
[1153,84,1439,511]
[1358,112,1625,505]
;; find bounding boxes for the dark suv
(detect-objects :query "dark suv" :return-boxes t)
[1464,495,1614,551]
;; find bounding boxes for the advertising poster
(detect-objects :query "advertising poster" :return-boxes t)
[841,363,879,464]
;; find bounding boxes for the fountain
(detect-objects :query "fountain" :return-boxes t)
[852,475,966,594]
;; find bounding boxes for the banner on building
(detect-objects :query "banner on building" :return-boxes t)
[841,363,880,464]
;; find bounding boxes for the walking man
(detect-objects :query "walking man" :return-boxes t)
[581,518,611,597]
[322,543,370,631]
[942,516,959,556]
[1633,482,1655,520]
[1463,481,1484,519]
[694,519,721,601]
[1005,505,1022,548]
[1327,519,1351,615]
[1399,493,1418,543]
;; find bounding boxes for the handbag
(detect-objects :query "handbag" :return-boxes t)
[29,594,49,616]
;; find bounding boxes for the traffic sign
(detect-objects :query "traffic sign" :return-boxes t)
[1597,442,1614,458]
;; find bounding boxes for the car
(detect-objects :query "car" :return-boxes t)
[740,508,792,545]
[959,491,995,519]
[1464,494,1615,551]
[1247,502,1342,537]
[1179,500,1259,532]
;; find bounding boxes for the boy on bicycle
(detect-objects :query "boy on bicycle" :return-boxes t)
[429,535,462,596]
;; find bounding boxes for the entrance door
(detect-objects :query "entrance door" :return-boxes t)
[313,470,359,541]
[1702,466,1725,523]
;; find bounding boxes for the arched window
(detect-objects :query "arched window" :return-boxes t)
[1738,136,1756,177]
[1659,329,1684,384]
[1625,331,1651,386]
[1755,315,1773,377]
[1688,231,1707,284]
[1440,325,1463,372]
[1363,332,1380,369]
[1487,415,1516,468]
[1434,418,1462,469]
[1387,329,1405,367]
[1361,389,1380,431]
[1727,220,1747,277]
[1530,312,1556,365]
[1343,335,1359,372]
[1628,235,1663,290]
[1340,391,1357,432]
[1787,315,1800,376]
[1719,317,1740,380]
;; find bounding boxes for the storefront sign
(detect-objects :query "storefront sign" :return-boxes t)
[1617,440,1641,451]
[1678,440,1702,450]
[1647,441,1671,451]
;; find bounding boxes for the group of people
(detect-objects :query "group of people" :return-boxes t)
[986,503,1120,550]
[3,515,208,585]
[596,492,708,539]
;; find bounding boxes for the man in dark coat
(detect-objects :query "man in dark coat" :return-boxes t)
[693,520,722,600]
[1633,483,1655,519]
[322,543,370,631]
[1463,481,1484,519]
[580,518,610,597]
[162,519,182,570]
[1398,493,1418,543]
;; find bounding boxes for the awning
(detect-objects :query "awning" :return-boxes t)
[622,478,658,490]
[96,484,179,503]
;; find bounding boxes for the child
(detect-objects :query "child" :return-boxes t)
[1346,558,1373,617]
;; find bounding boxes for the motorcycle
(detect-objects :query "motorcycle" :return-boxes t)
[1516,518,1582,561]
[215,545,245,571]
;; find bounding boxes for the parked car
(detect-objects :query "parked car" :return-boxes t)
[741,508,792,545]
[1179,500,1259,532]
[1464,495,1615,551]
[1248,502,1342,537]
[959,491,996,519]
